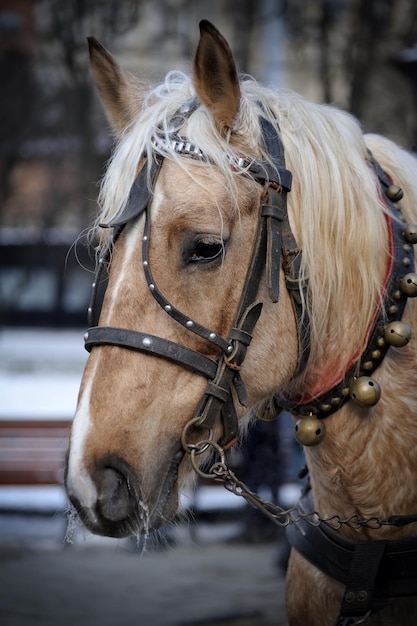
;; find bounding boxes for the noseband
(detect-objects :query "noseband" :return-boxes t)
[84,110,310,446]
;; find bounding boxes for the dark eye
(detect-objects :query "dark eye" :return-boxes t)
[189,239,224,264]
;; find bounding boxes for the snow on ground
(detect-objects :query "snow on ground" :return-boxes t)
[0,328,86,419]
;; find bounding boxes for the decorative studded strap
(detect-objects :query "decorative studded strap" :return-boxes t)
[84,326,218,379]
[278,154,415,418]
[141,206,233,355]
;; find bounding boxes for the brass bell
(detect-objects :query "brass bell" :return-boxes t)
[294,414,326,446]
[399,273,417,297]
[384,320,412,347]
[404,224,417,245]
[386,185,404,202]
[350,376,381,407]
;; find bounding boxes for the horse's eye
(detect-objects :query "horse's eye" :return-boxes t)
[189,239,224,264]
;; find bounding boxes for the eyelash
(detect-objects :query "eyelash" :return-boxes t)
[188,239,225,264]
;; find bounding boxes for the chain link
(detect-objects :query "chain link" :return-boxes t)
[185,436,399,531]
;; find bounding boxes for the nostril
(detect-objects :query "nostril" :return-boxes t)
[97,465,137,523]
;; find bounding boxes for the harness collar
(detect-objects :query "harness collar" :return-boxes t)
[276,156,416,424]
[287,488,417,624]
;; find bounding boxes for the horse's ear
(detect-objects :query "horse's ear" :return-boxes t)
[88,37,147,136]
[193,20,241,138]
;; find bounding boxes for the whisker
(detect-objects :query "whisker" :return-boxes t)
[64,503,82,545]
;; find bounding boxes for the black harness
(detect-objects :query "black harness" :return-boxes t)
[287,488,417,625]
[84,114,310,446]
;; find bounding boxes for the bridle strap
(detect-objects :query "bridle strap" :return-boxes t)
[84,326,218,379]
[103,154,164,228]
[258,117,310,377]
[194,302,264,445]
[141,204,232,354]
[192,119,304,443]
[84,113,309,446]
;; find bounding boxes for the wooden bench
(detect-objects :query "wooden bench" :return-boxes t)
[0,419,71,515]
[0,419,71,486]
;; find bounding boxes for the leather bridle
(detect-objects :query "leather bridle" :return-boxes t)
[84,112,310,447]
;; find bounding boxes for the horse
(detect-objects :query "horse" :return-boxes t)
[66,20,417,626]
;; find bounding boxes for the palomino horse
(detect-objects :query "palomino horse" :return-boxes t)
[66,20,417,625]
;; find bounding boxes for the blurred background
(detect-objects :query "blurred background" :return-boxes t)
[1,0,417,241]
[0,2,417,624]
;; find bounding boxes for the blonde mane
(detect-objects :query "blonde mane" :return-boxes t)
[96,71,417,388]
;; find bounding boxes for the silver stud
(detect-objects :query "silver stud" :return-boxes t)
[209,332,217,340]
[143,260,148,266]
[92,282,96,288]
[186,320,194,328]
[87,307,92,314]
[227,345,233,353]
[143,235,148,241]
[84,332,89,341]
[142,337,153,347]
[149,283,155,291]
[164,304,172,312]
[402,257,411,267]
[98,257,104,265]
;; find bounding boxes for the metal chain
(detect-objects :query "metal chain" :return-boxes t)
[186,438,402,531]
[333,611,372,626]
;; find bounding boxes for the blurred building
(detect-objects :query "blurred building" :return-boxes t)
[1,0,416,329]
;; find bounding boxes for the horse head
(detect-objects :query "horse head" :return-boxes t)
[66,21,301,538]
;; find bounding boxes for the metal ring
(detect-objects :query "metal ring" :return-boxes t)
[189,440,226,479]
[181,416,214,456]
